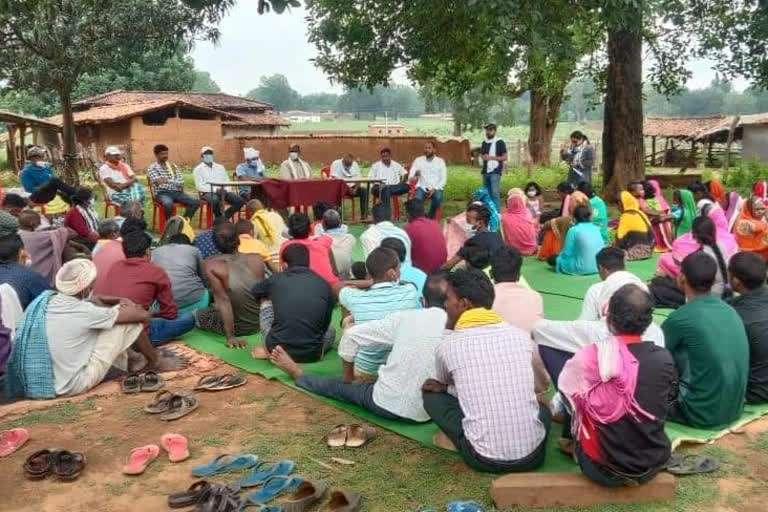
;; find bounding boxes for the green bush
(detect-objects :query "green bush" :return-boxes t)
[722,158,768,196]
[444,165,575,202]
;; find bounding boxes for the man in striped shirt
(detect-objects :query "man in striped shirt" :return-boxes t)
[335,247,421,381]
[422,268,550,473]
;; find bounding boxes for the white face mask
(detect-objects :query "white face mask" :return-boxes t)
[248,158,260,166]
[289,152,299,161]
[202,154,214,164]
[526,189,537,198]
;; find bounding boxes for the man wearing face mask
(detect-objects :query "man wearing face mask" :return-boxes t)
[479,123,507,208]
[20,146,77,205]
[193,146,244,220]
[235,147,266,199]
[279,144,313,180]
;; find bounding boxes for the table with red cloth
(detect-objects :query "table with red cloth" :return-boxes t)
[258,178,347,210]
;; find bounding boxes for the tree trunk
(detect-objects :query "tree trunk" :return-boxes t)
[452,115,462,137]
[59,89,79,187]
[602,26,644,201]
[528,87,564,166]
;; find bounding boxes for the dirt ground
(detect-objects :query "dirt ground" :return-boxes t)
[2,353,768,512]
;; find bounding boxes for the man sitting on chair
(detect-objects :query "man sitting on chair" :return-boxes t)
[280,144,313,180]
[193,146,244,220]
[369,147,409,221]
[331,153,368,219]
[235,147,265,199]
[409,141,446,219]
[98,146,146,206]
[20,146,76,206]
[147,144,199,221]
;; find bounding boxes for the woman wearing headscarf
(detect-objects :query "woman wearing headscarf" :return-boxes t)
[473,187,500,232]
[632,180,673,252]
[537,190,589,260]
[501,192,538,256]
[63,188,99,250]
[754,180,768,203]
[614,191,654,261]
[724,190,745,232]
[734,196,768,261]
[671,189,697,238]
[578,182,608,242]
[443,188,499,257]
[688,181,738,255]
[708,179,727,209]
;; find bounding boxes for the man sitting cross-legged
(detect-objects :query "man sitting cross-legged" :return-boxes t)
[422,268,550,473]
[195,222,266,348]
[270,272,449,422]
[728,252,768,404]
[559,284,678,487]
[250,244,336,362]
[335,247,422,381]
[381,237,426,294]
[5,259,169,398]
[662,251,749,428]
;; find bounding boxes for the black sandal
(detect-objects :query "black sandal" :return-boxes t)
[121,373,142,394]
[24,448,53,479]
[51,449,86,481]
[141,370,165,392]
[169,480,213,508]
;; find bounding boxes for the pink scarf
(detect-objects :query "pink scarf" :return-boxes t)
[559,337,655,440]
[105,159,133,180]
[648,180,670,211]
[501,195,537,255]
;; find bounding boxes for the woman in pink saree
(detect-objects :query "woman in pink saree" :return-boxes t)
[501,192,538,255]
[633,180,673,252]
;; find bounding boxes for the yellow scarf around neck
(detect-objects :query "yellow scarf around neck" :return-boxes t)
[455,308,503,330]
[251,210,276,246]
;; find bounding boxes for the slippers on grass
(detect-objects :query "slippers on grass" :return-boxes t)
[323,425,349,448]
[0,427,29,457]
[121,373,142,394]
[194,375,221,391]
[144,390,177,414]
[160,394,199,421]
[123,445,160,475]
[319,490,362,511]
[191,453,259,477]
[447,501,486,512]
[141,371,165,392]
[345,424,376,448]
[168,480,213,508]
[161,433,190,462]
[195,374,247,392]
[24,448,53,479]
[665,453,720,475]
[51,449,86,481]
[237,459,295,488]
[244,475,304,504]
[281,480,328,512]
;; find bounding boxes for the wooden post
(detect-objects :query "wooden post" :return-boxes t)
[723,115,740,170]
[651,136,656,166]
[662,138,669,167]
[707,141,713,167]
[689,140,697,168]
[32,127,38,146]
[517,139,523,168]
[6,125,17,173]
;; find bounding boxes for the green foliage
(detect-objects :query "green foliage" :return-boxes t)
[723,158,768,195]
[192,71,221,93]
[246,74,303,111]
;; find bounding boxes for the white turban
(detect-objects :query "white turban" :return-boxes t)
[56,258,98,296]
[104,146,121,156]
[200,146,214,155]
[243,147,259,160]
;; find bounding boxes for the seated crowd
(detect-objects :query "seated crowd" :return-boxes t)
[3,142,768,490]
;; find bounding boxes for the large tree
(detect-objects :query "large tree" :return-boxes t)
[246,74,302,112]
[0,0,228,181]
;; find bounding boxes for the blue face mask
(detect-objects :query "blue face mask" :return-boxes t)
[202,154,214,164]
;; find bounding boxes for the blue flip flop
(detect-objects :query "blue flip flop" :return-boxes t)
[190,453,259,477]
[236,459,296,488]
[244,475,304,504]
[447,501,486,512]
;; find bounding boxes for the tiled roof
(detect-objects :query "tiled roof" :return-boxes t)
[73,90,274,110]
[46,99,244,126]
[223,112,290,127]
[0,109,60,129]
[643,116,727,139]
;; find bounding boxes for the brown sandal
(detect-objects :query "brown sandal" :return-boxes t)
[160,394,199,421]
[320,490,362,511]
[322,425,349,448]
[24,449,53,479]
[51,449,86,481]
[345,424,376,448]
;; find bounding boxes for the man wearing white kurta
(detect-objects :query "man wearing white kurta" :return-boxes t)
[369,147,409,220]
[409,141,447,219]
[193,146,244,220]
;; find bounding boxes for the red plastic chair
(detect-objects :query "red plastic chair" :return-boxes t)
[321,165,356,222]
[408,177,442,222]
[148,180,187,233]
[91,165,122,218]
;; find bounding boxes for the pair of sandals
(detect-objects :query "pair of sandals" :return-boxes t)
[122,371,165,394]
[195,374,248,392]
[323,424,377,448]
[144,390,199,421]
[281,480,362,511]
[665,453,720,475]
[168,479,297,512]
[24,448,86,481]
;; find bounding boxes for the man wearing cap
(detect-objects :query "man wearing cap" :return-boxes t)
[146,144,199,220]
[280,144,313,180]
[20,146,77,205]
[193,146,244,220]
[98,146,146,206]
[479,123,507,208]
[235,147,266,199]
[8,259,164,397]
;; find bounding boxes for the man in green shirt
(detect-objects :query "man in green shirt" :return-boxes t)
[662,251,749,428]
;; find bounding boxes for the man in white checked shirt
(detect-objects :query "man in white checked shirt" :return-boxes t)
[422,268,549,473]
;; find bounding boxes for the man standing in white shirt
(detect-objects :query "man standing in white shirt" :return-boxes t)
[369,147,408,220]
[331,153,368,219]
[193,146,244,220]
[409,141,447,219]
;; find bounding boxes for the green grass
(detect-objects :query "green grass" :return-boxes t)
[1,402,80,429]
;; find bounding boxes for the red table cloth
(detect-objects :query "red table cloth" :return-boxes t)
[259,178,346,210]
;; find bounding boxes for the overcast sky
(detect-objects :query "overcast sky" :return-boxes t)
[191,3,748,97]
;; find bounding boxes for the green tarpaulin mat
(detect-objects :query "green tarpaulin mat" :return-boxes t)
[182,249,768,471]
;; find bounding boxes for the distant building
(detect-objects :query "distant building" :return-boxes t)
[46,90,289,169]
[369,123,406,136]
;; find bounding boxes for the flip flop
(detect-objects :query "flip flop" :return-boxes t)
[168,480,213,508]
[161,433,190,462]
[282,480,328,512]
[319,490,362,511]
[195,486,241,512]
[123,445,160,475]
[237,459,296,488]
[323,425,349,448]
[194,375,222,390]
[160,394,200,421]
[191,453,259,477]
[0,427,29,457]
[237,505,282,512]
[144,390,177,414]
[51,449,86,481]
[141,371,165,392]
[121,373,142,393]
[447,501,487,512]
[206,374,247,391]
[345,424,376,448]
[244,475,304,504]
[23,448,52,479]
[665,453,720,475]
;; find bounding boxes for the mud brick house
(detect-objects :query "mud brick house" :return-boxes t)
[46,90,289,170]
